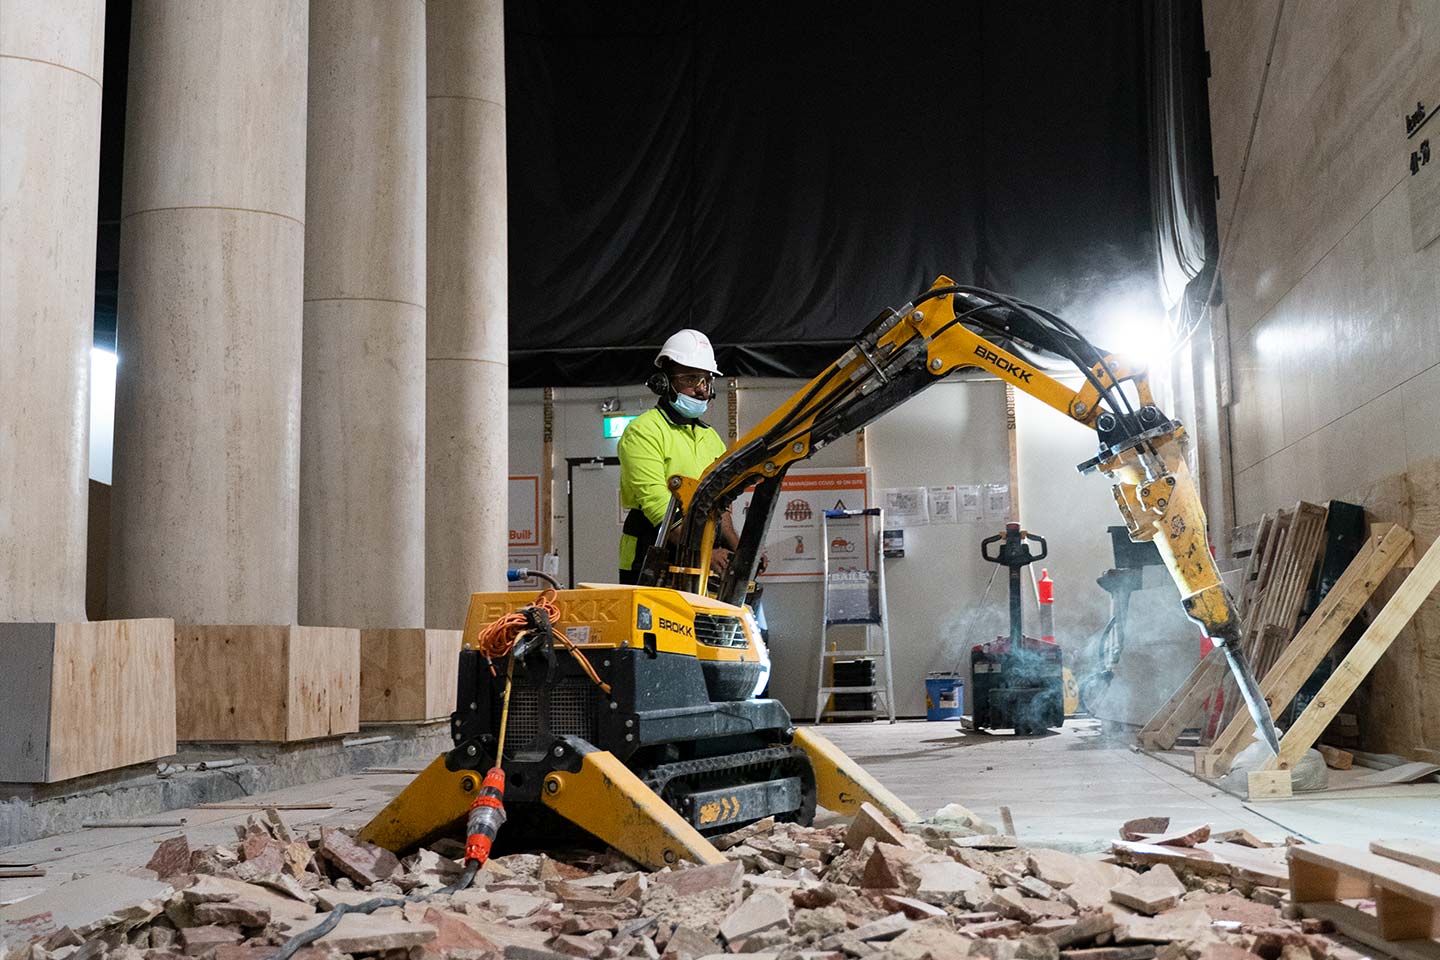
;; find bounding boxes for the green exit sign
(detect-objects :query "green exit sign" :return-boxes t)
[603,414,638,438]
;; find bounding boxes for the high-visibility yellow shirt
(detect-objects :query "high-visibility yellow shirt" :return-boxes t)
[617,404,727,567]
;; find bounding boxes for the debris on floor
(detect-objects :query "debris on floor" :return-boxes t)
[0,805,1356,960]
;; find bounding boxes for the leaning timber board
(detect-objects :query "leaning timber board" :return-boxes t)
[1198,525,1414,778]
[1265,530,1440,773]
[0,619,176,783]
[175,624,359,742]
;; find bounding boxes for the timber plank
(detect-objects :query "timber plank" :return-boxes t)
[1372,840,1440,876]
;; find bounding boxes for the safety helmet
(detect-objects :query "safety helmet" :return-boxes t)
[654,329,722,377]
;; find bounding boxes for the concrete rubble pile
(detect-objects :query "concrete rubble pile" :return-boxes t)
[1,805,1352,960]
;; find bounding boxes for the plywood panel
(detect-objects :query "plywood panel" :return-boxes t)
[359,628,460,722]
[176,625,358,741]
[49,619,176,781]
[175,625,289,741]
[0,624,59,782]
[0,620,175,783]
[1333,459,1440,758]
[287,627,359,741]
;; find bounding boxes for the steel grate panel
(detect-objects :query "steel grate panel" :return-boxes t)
[694,613,747,649]
[493,678,598,748]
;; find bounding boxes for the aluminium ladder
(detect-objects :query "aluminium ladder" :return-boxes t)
[814,507,896,723]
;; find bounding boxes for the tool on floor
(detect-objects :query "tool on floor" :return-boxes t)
[969,523,1065,735]
[362,275,1278,866]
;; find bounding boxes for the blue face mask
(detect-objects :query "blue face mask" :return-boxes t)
[670,392,709,419]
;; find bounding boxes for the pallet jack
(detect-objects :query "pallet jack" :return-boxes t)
[969,522,1065,735]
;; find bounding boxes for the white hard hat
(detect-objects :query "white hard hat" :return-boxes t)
[655,329,722,376]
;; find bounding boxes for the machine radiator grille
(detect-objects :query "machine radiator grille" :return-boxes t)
[694,613,748,649]
[493,678,598,748]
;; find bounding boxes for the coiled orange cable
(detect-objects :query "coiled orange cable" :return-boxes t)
[475,589,611,694]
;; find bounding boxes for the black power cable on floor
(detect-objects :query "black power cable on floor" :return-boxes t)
[266,860,482,960]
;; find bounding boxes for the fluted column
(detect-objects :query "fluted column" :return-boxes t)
[425,0,508,628]
[110,0,308,625]
[299,0,426,629]
[0,0,106,622]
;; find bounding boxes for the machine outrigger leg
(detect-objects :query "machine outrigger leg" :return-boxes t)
[359,729,916,870]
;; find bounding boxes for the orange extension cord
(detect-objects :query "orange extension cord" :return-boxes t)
[474,588,611,694]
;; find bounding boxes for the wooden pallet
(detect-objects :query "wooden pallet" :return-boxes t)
[1194,524,1415,778]
[1220,502,1329,730]
[1138,651,1229,752]
[1249,528,1440,799]
[1290,841,1440,958]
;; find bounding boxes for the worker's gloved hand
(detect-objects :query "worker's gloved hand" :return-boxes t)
[711,547,732,576]
[756,552,769,575]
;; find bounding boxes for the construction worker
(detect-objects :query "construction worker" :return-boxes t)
[617,329,740,584]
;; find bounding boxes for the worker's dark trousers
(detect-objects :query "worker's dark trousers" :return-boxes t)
[618,508,655,584]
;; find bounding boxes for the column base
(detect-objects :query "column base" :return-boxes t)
[359,628,462,722]
[0,619,176,783]
[175,625,359,741]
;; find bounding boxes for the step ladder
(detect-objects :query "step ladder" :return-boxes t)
[814,507,896,723]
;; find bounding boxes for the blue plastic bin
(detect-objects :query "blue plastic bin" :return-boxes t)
[925,673,965,721]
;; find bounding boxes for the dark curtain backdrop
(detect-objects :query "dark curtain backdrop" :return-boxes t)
[505,1,1170,387]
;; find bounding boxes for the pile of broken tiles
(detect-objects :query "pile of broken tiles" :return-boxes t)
[0,804,1352,960]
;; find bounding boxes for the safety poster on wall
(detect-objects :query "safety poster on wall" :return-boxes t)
[732,466,871,582]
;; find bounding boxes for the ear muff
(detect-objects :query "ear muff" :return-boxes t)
[646,372,671,397]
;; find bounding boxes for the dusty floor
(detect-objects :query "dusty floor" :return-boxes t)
[3,718,1436,909]
[818,719,1440,849]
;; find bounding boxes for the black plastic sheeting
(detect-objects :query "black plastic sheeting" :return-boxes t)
[505,1,1169,387]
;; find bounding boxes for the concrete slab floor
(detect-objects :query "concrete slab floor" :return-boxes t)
[814,719,1440,850]
[3,718,1431,908]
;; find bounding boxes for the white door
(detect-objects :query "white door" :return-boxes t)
[569,460,624,585]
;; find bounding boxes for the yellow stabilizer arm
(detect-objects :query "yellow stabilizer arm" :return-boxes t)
[792,728,918,824]
[357,753,479,852]
[541,750,727,869]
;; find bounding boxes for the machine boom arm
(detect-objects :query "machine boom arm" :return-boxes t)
[640,276,1279,752]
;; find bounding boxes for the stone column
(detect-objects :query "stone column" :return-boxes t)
[426,0,509,628]
[110,0,308,625]
[300,0,426,629]
[0,0,106,622]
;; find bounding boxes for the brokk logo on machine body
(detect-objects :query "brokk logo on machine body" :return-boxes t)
[973,345,1033,382]
[657,616,694,638]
